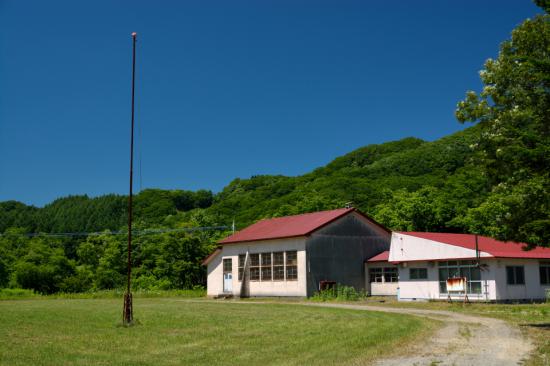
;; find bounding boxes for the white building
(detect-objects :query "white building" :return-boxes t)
[204,208,550,301]
[203,208,391,297]
[384,232,550,301]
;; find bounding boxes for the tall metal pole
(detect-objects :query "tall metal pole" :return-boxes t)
[123,32,137,326]
[475,234,480,265]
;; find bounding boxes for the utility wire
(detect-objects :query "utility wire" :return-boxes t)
[0,226,230,238]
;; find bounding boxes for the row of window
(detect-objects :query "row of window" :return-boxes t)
[368,262,550,295]
[237,251,298,281]
[504,264,550,285]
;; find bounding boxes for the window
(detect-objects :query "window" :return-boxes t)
[540,262,550,285]
[384,267,398,283]
[273,252,285,280]
[238,254,246,280]
[438,261,482,294]
[261,253,272,281]
[249,254,260,281]
[238,250,298,282]
[286,251,298,280]
[369,268,383,283]
[369,267,397,283]
[507,266,525,285]
[223,258,232,273]
[410,268,428,280]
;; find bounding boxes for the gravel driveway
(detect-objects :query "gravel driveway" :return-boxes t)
[306,302,534,366]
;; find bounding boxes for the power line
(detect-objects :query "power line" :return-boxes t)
[0,225,230,238]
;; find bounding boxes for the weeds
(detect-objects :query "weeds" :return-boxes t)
[310,284,368,301]
[0,287,205,300]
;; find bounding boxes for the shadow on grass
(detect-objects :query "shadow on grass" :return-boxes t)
[520,323,550,329]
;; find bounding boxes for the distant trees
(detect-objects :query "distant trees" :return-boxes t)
[0,189,215,234]
[0,193,221,294]
[0,227,220,294]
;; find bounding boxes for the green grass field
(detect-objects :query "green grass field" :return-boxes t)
[0,298,435,366]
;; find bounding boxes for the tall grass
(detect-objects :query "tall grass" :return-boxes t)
[310,284,368,301]
[0,287,205,300]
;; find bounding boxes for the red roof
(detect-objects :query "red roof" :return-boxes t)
[401,232,550,259]
[220,208,359,244]
[366,251,390,262]
[201,247,221,266]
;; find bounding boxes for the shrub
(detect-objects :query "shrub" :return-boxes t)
[134,275,172,291]
[0,288,37,300]
[311,284,367,302]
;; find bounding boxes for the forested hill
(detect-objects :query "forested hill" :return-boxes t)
[1,110,547,249]
[0,124,498,239]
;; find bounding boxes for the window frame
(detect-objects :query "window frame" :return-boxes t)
[260,252,272,281]
[272,251,285,281]
[369,268,383,283]
[285,251,298,281]
[223,258,232,274]
[438,261,482,294]
[410,267,428,280]
[540,262,550,285]
[238,254,246,281]
[249,253,260,281]
[383,267,398,283]
[506,266,525,285]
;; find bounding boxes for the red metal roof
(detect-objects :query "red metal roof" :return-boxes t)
[366,251,390,262]
[401,232,550,259]
[220,208,357,244]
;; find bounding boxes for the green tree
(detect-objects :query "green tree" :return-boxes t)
[374,188,442,232]
[13,237,76,293]
[94,234,126,289]
[455,2,550,246]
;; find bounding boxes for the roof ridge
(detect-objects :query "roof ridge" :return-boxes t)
[258,207,353,221]
[400,231,522,244]
[219,207,359,244]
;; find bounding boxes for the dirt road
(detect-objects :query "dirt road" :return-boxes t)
[306,303,534,366]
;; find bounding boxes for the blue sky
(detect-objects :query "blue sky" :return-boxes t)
[0,0,542,206]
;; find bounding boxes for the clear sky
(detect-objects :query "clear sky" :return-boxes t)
[0,0,542,207]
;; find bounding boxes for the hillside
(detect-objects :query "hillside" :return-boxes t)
[0,124,485,234]
[205,125,485,230]
[0,122,546,294]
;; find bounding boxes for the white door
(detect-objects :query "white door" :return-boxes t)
[223,273,233,293]
[223,258,233,293]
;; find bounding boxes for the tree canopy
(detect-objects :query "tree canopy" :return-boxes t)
[455,2,550,247]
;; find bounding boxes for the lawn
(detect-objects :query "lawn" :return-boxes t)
[0,298,436,366]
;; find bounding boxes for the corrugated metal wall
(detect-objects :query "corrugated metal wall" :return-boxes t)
[305,213,390,296]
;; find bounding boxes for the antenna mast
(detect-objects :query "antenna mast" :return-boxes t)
[475,234,480,265]
[123,31,137,326]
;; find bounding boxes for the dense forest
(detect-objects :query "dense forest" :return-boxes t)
[1,1,548,293]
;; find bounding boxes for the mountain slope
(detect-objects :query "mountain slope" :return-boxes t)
[0,125,485,234]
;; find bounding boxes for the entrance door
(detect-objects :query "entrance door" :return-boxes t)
[223,258,233,293]
[223,272,233,293]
